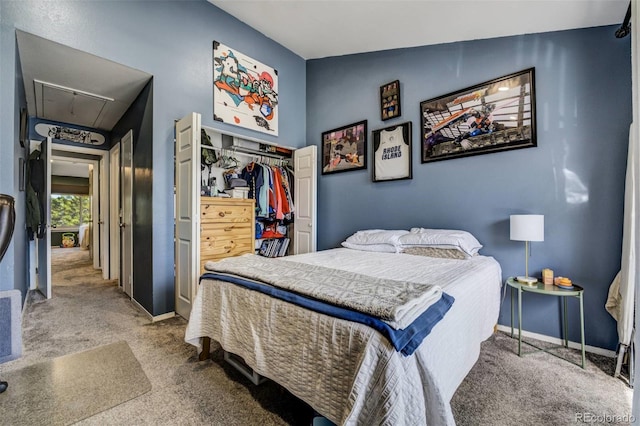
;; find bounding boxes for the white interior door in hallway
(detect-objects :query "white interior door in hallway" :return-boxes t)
[121,130,133,298]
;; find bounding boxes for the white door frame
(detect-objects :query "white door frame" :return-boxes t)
[109,143,121,283]
[99,152,110,279]
[34,137,52,298]
[48,144,109,279]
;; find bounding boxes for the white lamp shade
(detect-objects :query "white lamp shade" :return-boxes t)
[510,214,544,242]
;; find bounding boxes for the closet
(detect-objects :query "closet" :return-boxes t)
[174,112,317,319]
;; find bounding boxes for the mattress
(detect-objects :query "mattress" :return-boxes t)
[185,248,502,425]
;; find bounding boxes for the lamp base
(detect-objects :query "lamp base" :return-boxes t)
[516,276,538,285]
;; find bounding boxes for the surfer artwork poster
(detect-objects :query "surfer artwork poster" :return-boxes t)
[213,41,279,136]
[420,68,536,163]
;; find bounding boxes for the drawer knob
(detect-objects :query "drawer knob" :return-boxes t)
[218,212,225,217]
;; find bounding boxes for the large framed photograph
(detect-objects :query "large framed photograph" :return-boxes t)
[213,41,279,136]
[420,68,536,163]
[380,80,401,121]
[372,121,412,182]
[321,120,367,175]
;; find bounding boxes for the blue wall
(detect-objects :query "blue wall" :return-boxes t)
[307,26,631,350]
[0,1,306,315]
[10,37,29,302]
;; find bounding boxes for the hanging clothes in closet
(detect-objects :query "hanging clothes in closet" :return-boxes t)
[240,161,295,238]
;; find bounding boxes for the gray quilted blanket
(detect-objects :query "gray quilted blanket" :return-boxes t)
[204,254,443,329]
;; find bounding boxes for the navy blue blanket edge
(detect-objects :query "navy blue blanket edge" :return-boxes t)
[200,272,454,356]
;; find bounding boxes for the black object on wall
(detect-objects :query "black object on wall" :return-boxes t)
[615,2,631,38]
[0,195,16,262]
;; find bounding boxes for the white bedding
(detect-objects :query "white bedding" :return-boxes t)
[78,223,90,250]
[185,248,502,425]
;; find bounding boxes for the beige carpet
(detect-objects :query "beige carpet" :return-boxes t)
[0,341,151,425]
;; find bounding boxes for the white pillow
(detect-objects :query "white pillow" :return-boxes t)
[401,228,482,257]
[341,242,398,253]
[343,229,409,246]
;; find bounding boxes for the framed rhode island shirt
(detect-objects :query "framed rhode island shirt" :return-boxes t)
[372,122,412,182]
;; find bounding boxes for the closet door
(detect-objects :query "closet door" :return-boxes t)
[175,113,200,319]
[293,145,317,254]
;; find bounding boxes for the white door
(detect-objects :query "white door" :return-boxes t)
[88,167,94,263]
[175,113,200,319]
[109,143,120,283]
[99,156,110,280]
[88,162,101,270]
[293,145,317,254]
[36,137,52,298]
[121,130,133,298]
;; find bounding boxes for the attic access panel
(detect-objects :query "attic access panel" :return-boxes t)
[213,41,278,136]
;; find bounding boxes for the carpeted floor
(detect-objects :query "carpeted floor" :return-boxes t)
[0,247,633,425]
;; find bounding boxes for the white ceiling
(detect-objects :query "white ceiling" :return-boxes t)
[16,30,152,131]
[51,160,90,178]
[210,0,630,59]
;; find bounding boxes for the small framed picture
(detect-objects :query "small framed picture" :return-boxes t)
[321,120,367,175]
[372,121,412,182]
[380,80,401,121]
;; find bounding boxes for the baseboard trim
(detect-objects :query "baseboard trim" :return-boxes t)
[495,325,616,358]
[130,298,175,323]
[151,311,176,323]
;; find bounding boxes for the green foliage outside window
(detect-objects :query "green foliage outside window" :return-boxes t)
[51,195,90,228]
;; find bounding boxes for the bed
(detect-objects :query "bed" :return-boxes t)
[185,230,502,425]
[78,223,90,250]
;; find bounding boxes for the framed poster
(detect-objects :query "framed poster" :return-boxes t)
[321,120,367,175]
[380,80,401,121]
[372,121,412,182]
[420,68,536,163]
[213,41,279,136]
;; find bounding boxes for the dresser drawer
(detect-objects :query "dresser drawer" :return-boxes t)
[201,222,252,235]
[200,202,253,223]
[200,235,253,258]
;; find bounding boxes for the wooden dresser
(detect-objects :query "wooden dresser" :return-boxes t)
[199,197,255,274]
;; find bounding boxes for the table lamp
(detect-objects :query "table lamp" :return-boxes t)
[510,214,544,285]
